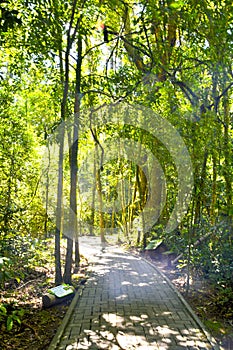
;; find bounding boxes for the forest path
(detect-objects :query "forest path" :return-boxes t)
[48,236,219,350]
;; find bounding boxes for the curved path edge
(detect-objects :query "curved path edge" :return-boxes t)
[139,256,220,350]
[48,286,85,350]
[48,242,220,350]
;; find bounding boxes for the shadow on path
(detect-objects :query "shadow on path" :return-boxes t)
[50,238,218,350]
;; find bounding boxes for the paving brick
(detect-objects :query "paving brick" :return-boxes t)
[48,239,219,350]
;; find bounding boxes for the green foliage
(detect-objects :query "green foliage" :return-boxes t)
[0,257,13,288]
[166,220,233,291]
[202,225,233,288]
[195,223,233,287]
[0,0,232,302]
[0,236,54,277]
[0,303,24,331]
[211,287,233,318]
[203,319,226,334]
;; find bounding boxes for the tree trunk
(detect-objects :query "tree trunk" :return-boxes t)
[90,147,97,235]
[44,143,50,238]
[54,44,68,286]
[136,165,147,248]
[223,95,232,220]
[4,154,14,238]
[55,123,64,285]
[210,151,217,223]
[194,150,208,226]
[64,34,82,283]
[95,146,106,243]
[120,176,129,241]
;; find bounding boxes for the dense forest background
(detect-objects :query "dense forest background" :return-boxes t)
[0,0,232,338]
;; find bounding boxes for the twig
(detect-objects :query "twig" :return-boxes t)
[21,322,39,338]
[17,277,43,290]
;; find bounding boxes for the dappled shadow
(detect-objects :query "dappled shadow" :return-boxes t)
[63,309,209,349]
[58,245,214,349]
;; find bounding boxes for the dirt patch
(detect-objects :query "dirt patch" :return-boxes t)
[0,259,88,350]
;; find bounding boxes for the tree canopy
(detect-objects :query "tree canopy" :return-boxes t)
[0,0,232,321]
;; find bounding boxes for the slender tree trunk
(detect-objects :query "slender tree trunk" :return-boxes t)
[54,22,73,283]
[210,151,217,223]
[56,48,69,285]
[135,166,147,248]
[120,176,129,241]
[54,43,69,285]
[74,35,83,268]
[210,69,219,224]
[90,127,106,243]
[194,150,208,226]
[55,123,64,285]
[90,148,96,236]
[3,153,14,244]
[111,201,115,230]
[128,162,141,236]
[96,169,105,242]
[44,143,50,238]
[95,144,106,243]
[64,35,82,283]
[223,95,232,221]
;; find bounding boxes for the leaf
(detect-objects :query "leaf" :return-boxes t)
[15,276,21,283]
[169,1,184,9]
[6,317,13,331]
[0,304,7,315]
[13,314,21,325]
[17,309,25,317]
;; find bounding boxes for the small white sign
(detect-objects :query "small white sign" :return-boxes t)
[49,285,74,298]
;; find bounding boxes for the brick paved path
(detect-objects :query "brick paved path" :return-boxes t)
[49,238,219,350]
